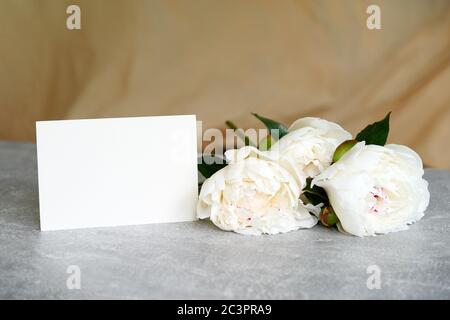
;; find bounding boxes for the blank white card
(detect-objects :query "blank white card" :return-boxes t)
[36,115,198,231]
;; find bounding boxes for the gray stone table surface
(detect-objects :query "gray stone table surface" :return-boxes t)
[0,141,449,299]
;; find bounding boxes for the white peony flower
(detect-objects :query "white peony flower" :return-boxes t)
[312,142,430,237]
[270,117,352,188]
[197,146,317,235]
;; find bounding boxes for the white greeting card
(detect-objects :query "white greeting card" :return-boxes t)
[36,115,198,231]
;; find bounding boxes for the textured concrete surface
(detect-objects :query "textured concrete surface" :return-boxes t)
[0,141,449,299]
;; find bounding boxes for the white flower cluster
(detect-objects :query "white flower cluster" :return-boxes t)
[197,117,430,237]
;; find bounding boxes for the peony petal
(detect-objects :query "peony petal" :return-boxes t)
[198,145,312,235]
[313,142,430,237]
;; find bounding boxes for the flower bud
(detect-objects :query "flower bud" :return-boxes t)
[319,206,338,227]
[332,139,358,162]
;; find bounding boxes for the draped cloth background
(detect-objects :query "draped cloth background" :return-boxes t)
[0,0,449,168]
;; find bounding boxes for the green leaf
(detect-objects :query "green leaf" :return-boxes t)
[197,156,227,179]
[258,135,274,151]
[225,120,256,147]
[302,178,329,206]
[355,112,391,146]
[251,113,289,139]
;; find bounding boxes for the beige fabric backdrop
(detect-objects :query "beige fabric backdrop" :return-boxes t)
[0,0,449,168]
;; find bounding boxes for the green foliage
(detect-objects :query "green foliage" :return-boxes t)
[251,113,289,139]
[355,112,391,146]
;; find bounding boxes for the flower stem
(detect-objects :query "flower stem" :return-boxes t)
[225,121,256,147]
